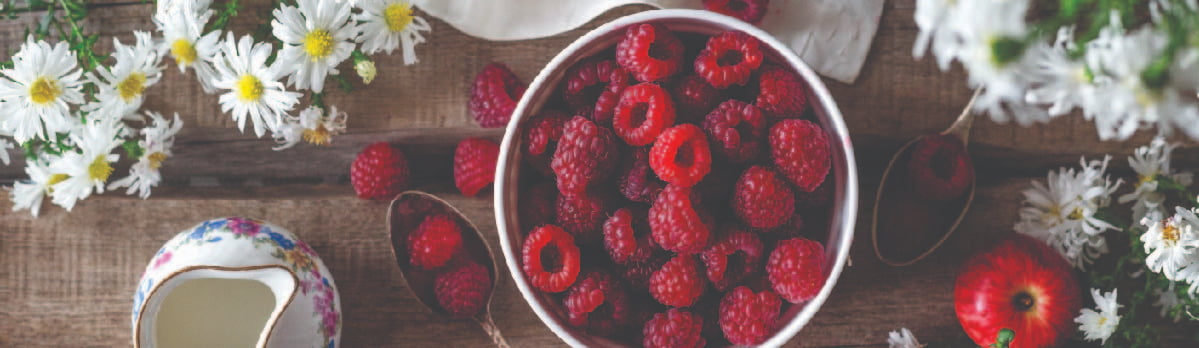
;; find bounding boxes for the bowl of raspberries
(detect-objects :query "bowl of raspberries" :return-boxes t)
[493,9,858,347]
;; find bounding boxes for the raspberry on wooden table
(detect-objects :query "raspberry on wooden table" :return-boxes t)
[470,63,526,128]
[521,225,582,293]
[350,142,410,201]
[453,138,500,197]
[616,23,686,82]
[407,215,463,270]
[694,31,763,89]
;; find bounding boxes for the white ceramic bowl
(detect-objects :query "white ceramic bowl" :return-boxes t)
[494,9,858,347]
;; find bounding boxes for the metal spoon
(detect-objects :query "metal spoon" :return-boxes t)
[871,89,981,266]
[387,191,511,348]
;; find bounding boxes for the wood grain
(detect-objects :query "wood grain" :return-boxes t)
[1,0,1197,347]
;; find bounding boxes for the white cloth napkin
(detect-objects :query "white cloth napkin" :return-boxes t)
[411,0,884,83]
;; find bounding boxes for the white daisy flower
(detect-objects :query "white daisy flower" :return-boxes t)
[1074,288,1121,344]
[1152,285,1184,322]
[887,327,924,348]
[85,31,164,121]
[211,33,301,137]
[155,0,212,19]
[154,0,221,93]
[1014,156,1121,269]
[0,39,85,143]
[47,116,124,211]
[355,0,432,64]
[9,157,56,217]
[272,0,358,93]
[1141,207,1199,281]
[109,112,183,199]
[1119,137,1193,222]
[0,136,13,165]
[1023,27,1098,117]
[273,104,347,151]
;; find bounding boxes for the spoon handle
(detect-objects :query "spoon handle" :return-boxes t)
[942,88,983,145]
[476,313,512,348]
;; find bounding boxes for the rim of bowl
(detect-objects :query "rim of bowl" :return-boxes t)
[493,9,859,347]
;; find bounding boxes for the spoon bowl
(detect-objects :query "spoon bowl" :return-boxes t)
[387,191,510,347]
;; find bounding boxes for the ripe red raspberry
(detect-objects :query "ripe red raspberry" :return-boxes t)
[669,75,725,122]
[520,181,558,231]
[650,124,712,187]
[603,207,656,265]
[694,31,764,89]
[907,134,974,201]
[613,83,677,146]
[556,190,611,244]
[733,166,796,229]
[719,286,781,345]
[454,138,500,197]
[643,308,706,348]
[564,59,631,123]
[702,100,765,163]
[618,147,664,203]
[755,64,809,119]
[551,116,619,196]
[650,254,706,307]
[649,184,711,254]
[701,229,764,291]
[767,237,826,303]
[564,272,631,334]
[407,215,463,270]
[522,225,582,293]
[769,119,831,192]
[702,0,770,24]
[522,110,569,175]
[470,63,526,128]
[616,23,685,82]
[434,260,491,318]
[350,142,410,201]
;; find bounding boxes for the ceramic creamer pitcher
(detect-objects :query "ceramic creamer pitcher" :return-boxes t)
[132,217,341,348]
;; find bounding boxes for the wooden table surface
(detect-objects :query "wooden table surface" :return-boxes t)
[3,1,1197,347]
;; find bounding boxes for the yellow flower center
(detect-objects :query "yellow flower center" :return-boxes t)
[384,2,414,32]
[236,74,264,102]
[303,29,334,60]
[302,125,332,146]
[1067,207,1085,221]
[1136,173,1156,189]
[29,76,61,105]
[1162,222,1180,243]
[118,72,147,102]
[88,155,113,182]
[147,152,168,170]
[171,39,198,65]
[47,173,69,191]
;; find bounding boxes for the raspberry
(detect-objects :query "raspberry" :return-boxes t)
[649,254,706,307]
[407,215,463,270]
[719,286,781,345]
[755,64,809,119]
[623,252,669,293]
[769,119,831,192]
[551,116,619,196]
[767,237,826,303]
[556,190,611,244]
[618,147,664,203]
[649,184,711,254]
[350,142,410,201]
[701,100,765,163]
[616,23,685,82]
[564,59,631,123]
[470,63,526,128]
[520,181,558,231]
[522,110,569,175]
[732,166,796,229]
[701,229,764,291]
[603,207,656,265]
[650,124,712,187]
[564,272,631,334]
[694,31,764,89]
[669,75,725,122]
[434,260,491,318]
[522,225,582,293]
[454,138,500,197]
[907,134,973,201]
[702,0,770,24]
[643,308,706,348]
[613,83,677,146]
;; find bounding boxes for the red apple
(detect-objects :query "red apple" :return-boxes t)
[954,234,1081,348]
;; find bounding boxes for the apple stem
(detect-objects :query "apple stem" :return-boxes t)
[989,328,1015,348]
